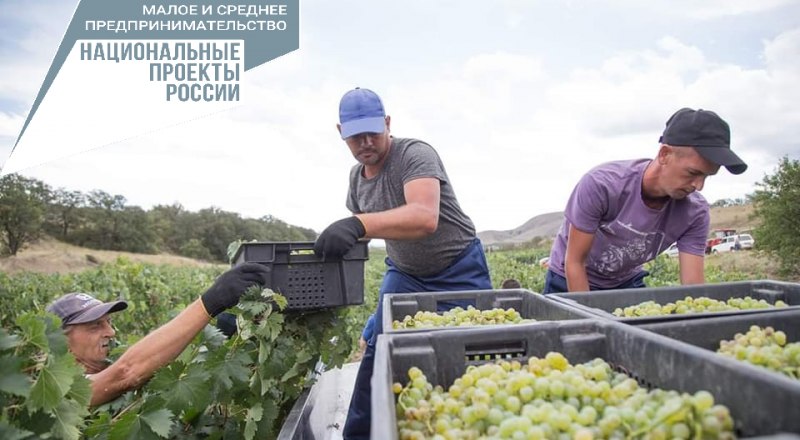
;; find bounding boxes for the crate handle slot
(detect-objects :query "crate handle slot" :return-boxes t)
[752,288,787,302]
[465,340,526,362]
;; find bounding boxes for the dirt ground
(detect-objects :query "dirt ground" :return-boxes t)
[709,204,757,232]
[0,238,222,275]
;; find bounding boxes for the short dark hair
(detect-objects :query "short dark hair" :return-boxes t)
[501,279,521,289]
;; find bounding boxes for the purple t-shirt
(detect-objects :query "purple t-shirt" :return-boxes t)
[549,159,709,289]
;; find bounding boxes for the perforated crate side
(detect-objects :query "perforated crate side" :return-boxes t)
[232,241,368,311]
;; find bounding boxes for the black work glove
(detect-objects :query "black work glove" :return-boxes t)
[313,216,366,259]
[201,262,270,317]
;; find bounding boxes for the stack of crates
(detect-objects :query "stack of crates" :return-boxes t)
[373,319,800,439]
[373,280,800,439]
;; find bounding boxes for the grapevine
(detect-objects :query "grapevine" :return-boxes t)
[0,260,360,439]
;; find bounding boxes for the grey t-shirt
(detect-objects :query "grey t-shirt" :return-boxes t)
[346,137,476,277]
[548,159,710,288]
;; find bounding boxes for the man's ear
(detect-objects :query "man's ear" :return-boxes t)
[336,123,342,136]
[657,144,671,165]
[385,116,391,133]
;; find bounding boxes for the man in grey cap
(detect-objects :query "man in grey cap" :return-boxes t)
[544,108,747,293]
[47,262,269,406]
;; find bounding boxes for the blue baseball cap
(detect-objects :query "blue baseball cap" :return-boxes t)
[338,88,386,139]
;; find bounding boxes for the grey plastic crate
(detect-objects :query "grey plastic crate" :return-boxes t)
[382,288,594,334]
[548,280,800,324]
[372,320,800,439]
[232,241,368,311]
[640,307,800,355]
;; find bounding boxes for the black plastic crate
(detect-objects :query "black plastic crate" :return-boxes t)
[372,320,800,439]
[232,241,368,311]
[382,288,593,334]
[548,280,800,324]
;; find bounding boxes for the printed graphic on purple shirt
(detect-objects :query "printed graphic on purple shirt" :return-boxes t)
[591,221,665,275]
[549,159,709,289]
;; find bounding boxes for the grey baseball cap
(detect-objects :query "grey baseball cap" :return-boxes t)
[46,293,128,327]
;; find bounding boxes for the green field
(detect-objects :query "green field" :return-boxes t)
[0,246,792,439]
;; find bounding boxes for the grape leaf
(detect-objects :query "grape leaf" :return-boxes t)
[0,329,21,351]
[200,325,228,350]
[28,355,81,412]
[256,399,280,439]
[226,240,242,263]
[207,349,250,391]
[49,399,89,440]
[15,314,48,352]
[44,317,69,357]
[158,363,211,415]
[0,356,31,397]
[258,340,271,364]
[82,412,111,438]
[66,374,92,408]
[243,403,262,440]
[140,408,174,438]
[0,419,34,440]
[108,411,162,440]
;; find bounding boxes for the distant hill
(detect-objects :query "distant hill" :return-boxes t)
[0,237,223,275]
[709,204,757,233]
[478,211,564,247]
[478,204,757,248]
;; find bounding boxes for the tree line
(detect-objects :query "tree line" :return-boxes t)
[1,155,797,274]
[0,173,316,261]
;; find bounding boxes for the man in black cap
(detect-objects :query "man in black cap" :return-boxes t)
[46,263,269,406]
[544,108,747,293]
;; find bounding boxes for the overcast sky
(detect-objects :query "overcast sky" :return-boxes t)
[1,0,799,235]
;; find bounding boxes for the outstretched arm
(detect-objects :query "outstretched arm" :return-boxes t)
[88,299,210,406]
[87,262,269,406]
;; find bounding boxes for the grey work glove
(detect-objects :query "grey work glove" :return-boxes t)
[313,216,366,259]
[201,262,270,317]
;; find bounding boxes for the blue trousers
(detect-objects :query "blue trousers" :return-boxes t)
[542,269,649,294]
[342,239,492,440]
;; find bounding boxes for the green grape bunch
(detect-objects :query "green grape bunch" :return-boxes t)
[718,325,800,380]
[613,296,788,317]
[393,353,735,440]
[392,307,531,330]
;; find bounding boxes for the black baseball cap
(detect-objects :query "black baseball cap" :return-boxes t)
[659,108,747,175]
[46,293,128,327]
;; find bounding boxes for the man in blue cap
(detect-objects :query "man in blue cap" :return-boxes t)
[314,87,492,439]
[544,108,747,293]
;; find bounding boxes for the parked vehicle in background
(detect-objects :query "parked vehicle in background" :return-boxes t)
[705,228,738,254]
[662,243,680,258]
[737,233,755,249]
[711,234,755,253]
